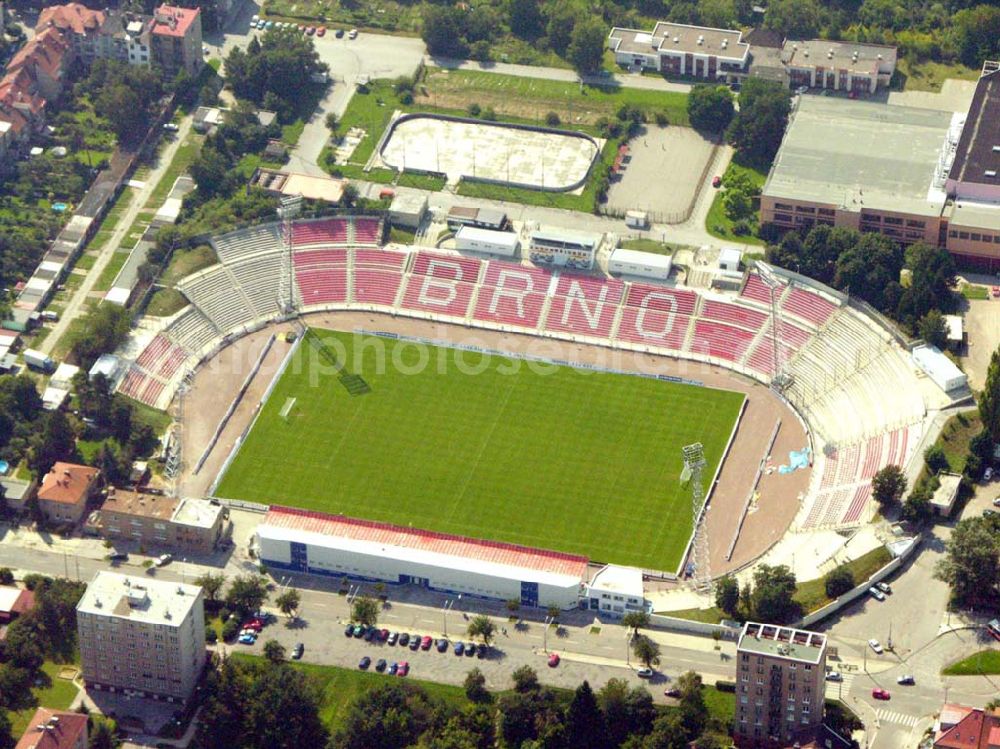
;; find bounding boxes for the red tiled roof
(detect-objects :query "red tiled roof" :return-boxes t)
[987,726,1000,747]
[263,505,590,578]
[36,3,105,35]
[8,28,69,82]
[935,708,1000,749]
[37,462,98,506]
[15,708,87,749]
[151,5,199,37]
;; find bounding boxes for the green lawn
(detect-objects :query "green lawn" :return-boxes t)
[146,288,189,317]
[660,606,726,623]
[942,649,1000,675]
[895,59,981,92]
[962,284,990,300]
[932,410,982,474]
[705,160,768,246]
[93,250,131,292]
[793,546,892,614]
[160,245,218,286]
[7,661,80,737]
[396,172,447,191]
[619,239,687,257]
[217,329,744,570]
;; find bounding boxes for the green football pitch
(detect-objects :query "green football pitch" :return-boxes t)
[216,329,745,571]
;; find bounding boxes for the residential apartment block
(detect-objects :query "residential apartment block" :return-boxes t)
[97,488,227,554]
[734,622,827,748]
[150,5,203,77]
[761,61,1000,268]
[609,23,750,80]
[77,572,206,702]
[36,462,100,524]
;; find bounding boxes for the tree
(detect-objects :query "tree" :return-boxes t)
[0,568,13,586]
[981,347,1000,443]
[924,444,949,474]
[824,565,855,599]
[466,614,496,646]
[88,718,118,749]
[715,575,740,619]
[511,665,539,693]
[677,671,708,738]
[222,617,240,641]
[505,598,520,614]
[0,711,13,749]
[902,485,933,523]
[567,18,606,76]
[566,681,605,749]
[952,5,1000,67]
[726,78,791,166]
[748,564,799,624]
[351,595,379,627]
[463,667,490,703]
[622,611,650,634]
[935,516,1000,607]
[598,679,655,747]
[545,3,578,56]
[325,112,339,132]
[763,0,823,37]
[195,573,226,603]
[225,575,268,616]
[509,0,543,39]
[897,242,957,326]
[723,187,754,222]
[244,662,328,749]
[631,634,661,668]
[918,310,950,349]
[263,639,286,663]
[687,85,735,133]
[872,465,907,507]
[28,410,76,478]
[68,303,132,370]
[190,146,233,199]
[275,588,301,620]
[421,6,468,57]
[833,232,905,313]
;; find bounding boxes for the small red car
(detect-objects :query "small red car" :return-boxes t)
[872,688,891,700]
[420,635,432,650]
[379,628,390,641]
[712,175,722,188]
[398,661,409,676]
[548,653,560,667]
[242,620,263,632]
[992,286,1000,298]
[306,26,315,35]
[316,26,326,36]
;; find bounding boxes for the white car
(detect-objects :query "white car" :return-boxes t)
[251,13,260,23]
[985,467,994,481]
[868,638,884,654]
[796,85,809,95]
[875,582,891,594]
[825,671,843,682]
[348,28,358,38]
[868,587,886,601]
[155,553,173,567]
[636,668,654,678]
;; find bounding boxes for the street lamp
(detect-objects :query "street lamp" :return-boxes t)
[542,616,554,652]
[443,599,454,637]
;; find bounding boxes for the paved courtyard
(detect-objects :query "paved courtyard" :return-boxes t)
[380,115,600,189]
[605,126,716,223]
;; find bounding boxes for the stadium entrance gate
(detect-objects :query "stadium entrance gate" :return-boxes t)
[520,581,539,607]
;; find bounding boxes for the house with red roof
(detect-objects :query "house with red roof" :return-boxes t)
[150,5,203,77]
[36,462,100,525]
[935,704,1000,749]
[14,709,87,749]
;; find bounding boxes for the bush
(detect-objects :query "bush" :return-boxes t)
[221,617,240,642]
[467,103,481,117]
[482,107,497,121]
[654,111,669,126]
[206,626,218,644]
[398,91,413,105]
[823,565,855,599]
[219,607,231,623]
[715,680,736,693]
[0,568,13,586]
[732,219,754,236]
[924,444,949,474]
[545,112,561,126]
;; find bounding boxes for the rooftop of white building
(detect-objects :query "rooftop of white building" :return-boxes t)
[77,572,202,626]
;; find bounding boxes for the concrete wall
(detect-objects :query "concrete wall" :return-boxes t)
[649,613,741,640]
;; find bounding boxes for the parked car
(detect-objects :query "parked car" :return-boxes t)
[436,639,448,652]
[876,582,891,594]
[305,26,315,35]
[388,662,398,675]
[241,621,262,632]
[664,687,681,698]
[358,656,371,670]
[992,497,1000,507]
[375,659,387,672]
[398,661,409,677]
[453,642,465,656]
[825,671,843,682]
[409,635,420,651]
[292,643,304,660]
[238,634,256,645]
[109,552,128,562]
[379,628,390,641]
[348,28,358,38]
[872,688,891,700]
[316,26,326,36]
[796,85,809,95]
[637,668,654,678]
[868,587,886,601]
[364,628,377,642]
[420,635,432,650]
[548,653,560,667]
[476,645,487,659]
[387,632,399,646]
[335,28,344,37]
[398,633,410,647]
[162,123,179,133]
[985,466,994,481]
[464,643,476,657]
[896,675,915,685]
[344,624,355,637]
[868,639,884,654]
[712,176,722,188]
[352,625,365,638]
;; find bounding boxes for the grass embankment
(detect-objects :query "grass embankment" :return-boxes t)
[216,329,743,571]
[705,159,768,246]
[942,649,1000,676]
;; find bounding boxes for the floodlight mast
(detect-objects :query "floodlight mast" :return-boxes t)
[277,195,303,314]
[755,261,792,390]
[682,443,711,592]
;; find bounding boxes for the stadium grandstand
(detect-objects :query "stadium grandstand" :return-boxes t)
[118,215,940,533]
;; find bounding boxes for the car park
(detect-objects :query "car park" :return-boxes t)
[454,642,465,656]
[548,653,560,667]
[876,582,891,594]
[387,632,399,646]
[375,659,387,672]
[398,633,410,647]
[465,643,476,657]
[896,675,915,685]
[825,672,843,682]
[421,635,432,650]
[358,656,371,670]
[868,639,884,654]
[398,661,409,677]
[868,587,886,601]
[436,639,448,653]
[637,668,654,678]
[872,688,891,700]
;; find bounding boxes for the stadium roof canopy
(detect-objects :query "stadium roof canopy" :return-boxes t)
[763,97,954,217]
[258,506,590,587]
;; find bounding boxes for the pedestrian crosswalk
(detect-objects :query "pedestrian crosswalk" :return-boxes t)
[876,709,920,728]
[823,672,856,697]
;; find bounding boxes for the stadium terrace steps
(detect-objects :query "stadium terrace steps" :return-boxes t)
[290,217,350,247]
[229,251,287,319]
[212,224,283,263]
[165,305,220,355]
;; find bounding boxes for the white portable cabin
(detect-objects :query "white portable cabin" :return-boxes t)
[454,226,520,257]
[608,247,672,280]
[911,344,967,393]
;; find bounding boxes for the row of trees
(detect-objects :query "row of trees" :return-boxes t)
[75,60,165,144]
[193,650,726,749]
[714,565,801,624]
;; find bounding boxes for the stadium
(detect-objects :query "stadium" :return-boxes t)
[112,215,952,609]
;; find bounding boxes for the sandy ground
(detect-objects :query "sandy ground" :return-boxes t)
[181,311,809,576]
[380,115,599,189]
[959,298,1000,391]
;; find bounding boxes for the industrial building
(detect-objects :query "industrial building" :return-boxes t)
[761,64,1000,268]
[585,565,648,616]
[254,506,589,609]
[95,488,227,554]
[454,226,520,257]
[446,206,508,231]
[735,622,828,747]
[608,22,750,80]
[608,247,673,280]
[779,39,896,94]
[528,228,601,270]
[76,572,206,702]
[388,193,428,229]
